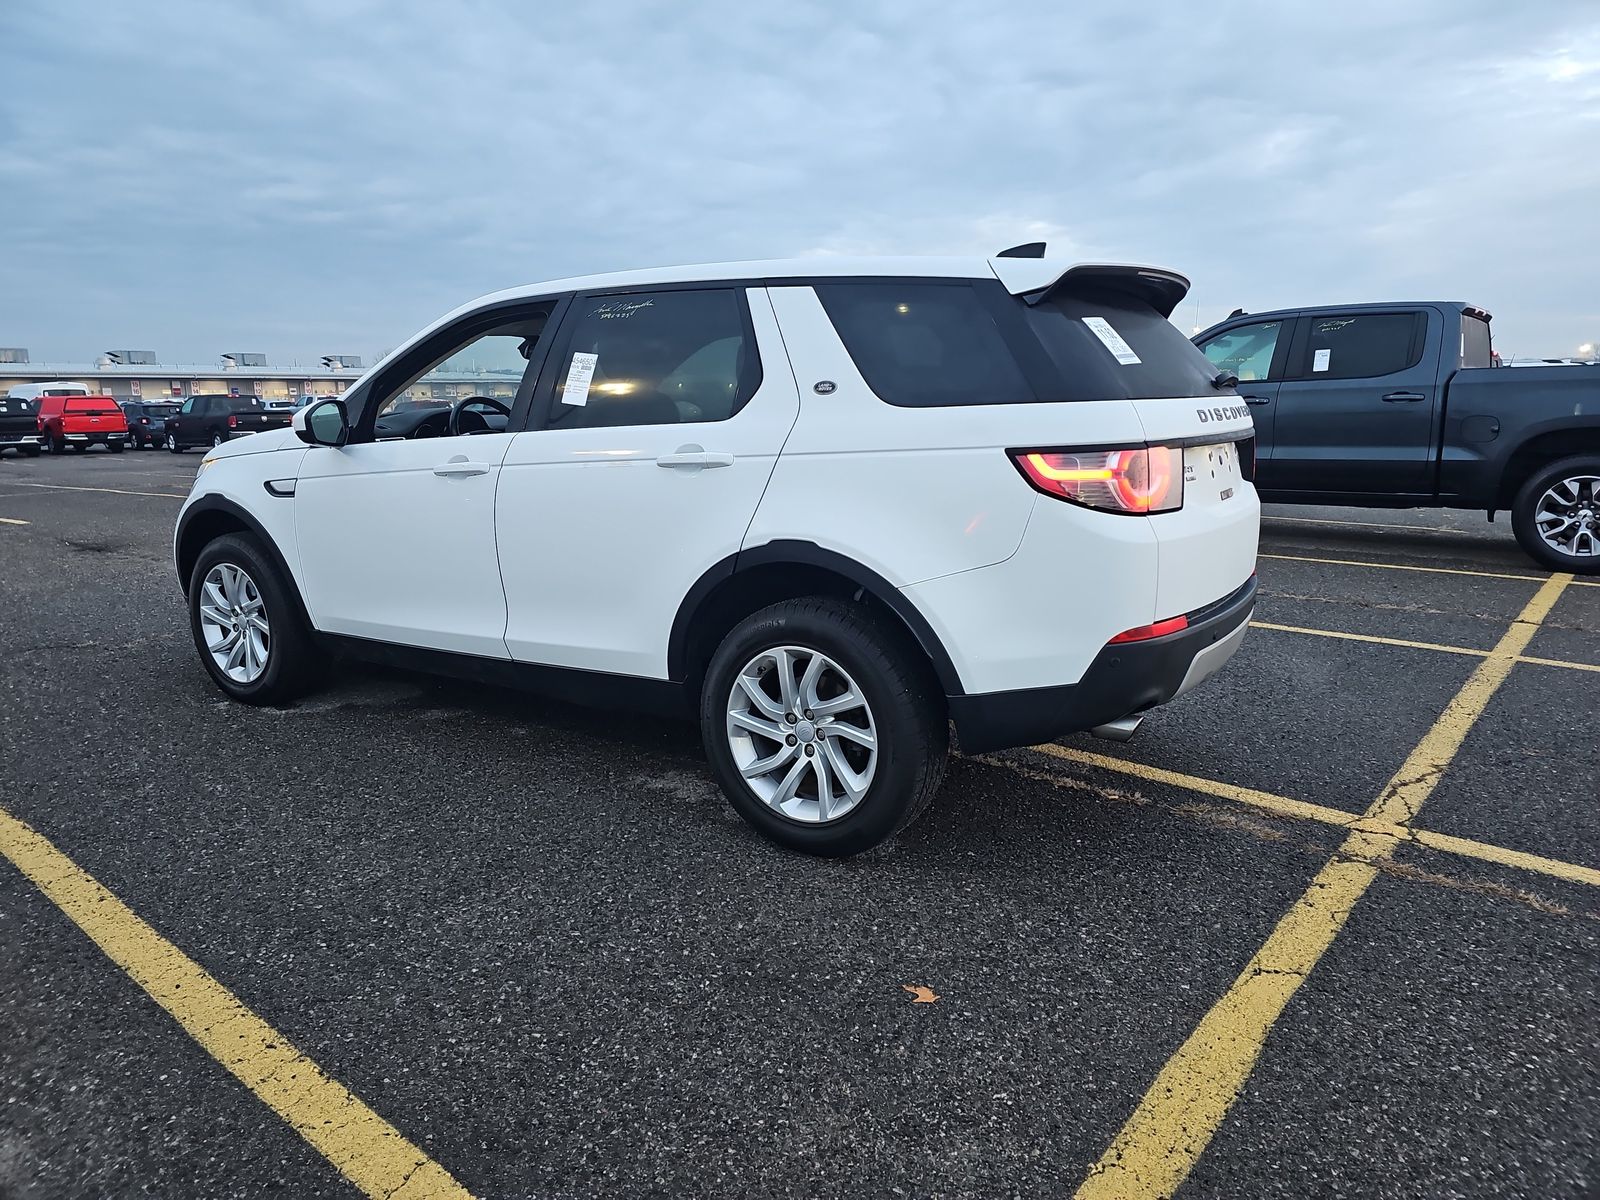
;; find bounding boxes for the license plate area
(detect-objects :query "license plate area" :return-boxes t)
[1183,442,1243,505]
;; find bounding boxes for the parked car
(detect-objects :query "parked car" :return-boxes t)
[163,394,292,452]
[174,252,1260,855]
[36,393,127,453]
[1195,302,1600,571]
[121,401,181,449]
[0,394,42,457]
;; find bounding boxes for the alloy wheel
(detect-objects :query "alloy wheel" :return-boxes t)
[725,644,878,823]
[1534,474,1600,559]
[198,563,270,684]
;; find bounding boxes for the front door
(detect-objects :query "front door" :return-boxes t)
[1197,317,1290,473]
[1267,308,1442,496]
[293,301,558,657]
[496,287,800,678]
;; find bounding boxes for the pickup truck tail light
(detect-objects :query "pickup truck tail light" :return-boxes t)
[1011,446,1184,514]
[227,414,238,429]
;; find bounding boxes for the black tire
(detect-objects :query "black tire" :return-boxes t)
[699,597,947,857]
[167,433,183,454]
[108,439,124,454]
[187,532,322,705]
[22,446,40,458]
[69,443,85,453]
[1511,454,1600,575]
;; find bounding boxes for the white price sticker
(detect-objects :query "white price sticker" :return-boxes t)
[1082,316,1142,365]
[561,352,599,406]
[1313,348,1332,373]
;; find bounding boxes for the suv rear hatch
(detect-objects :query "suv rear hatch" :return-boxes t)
[996,262,1259,620]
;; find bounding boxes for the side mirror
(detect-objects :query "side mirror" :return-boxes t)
[295,398,349,447]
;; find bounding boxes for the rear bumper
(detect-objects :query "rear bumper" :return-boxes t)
[949,575,1256,753]
[64,431,125,443]
[0,432,39,446]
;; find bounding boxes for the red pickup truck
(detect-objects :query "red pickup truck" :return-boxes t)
[37,393,129,453]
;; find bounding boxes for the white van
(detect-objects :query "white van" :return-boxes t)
[7,381,93,402]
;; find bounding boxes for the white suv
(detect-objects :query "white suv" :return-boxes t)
[175,254,1259,855]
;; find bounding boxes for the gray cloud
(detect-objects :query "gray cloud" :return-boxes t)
[1,0,1596,362]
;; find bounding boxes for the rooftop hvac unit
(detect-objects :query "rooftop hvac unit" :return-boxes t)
[0,348,28,364]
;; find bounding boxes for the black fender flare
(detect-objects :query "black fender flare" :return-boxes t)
[173,494,315,630]
[666,540,964,695]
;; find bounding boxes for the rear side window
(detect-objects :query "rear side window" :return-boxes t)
[1461,314,1492,369]
[1300,313,1425,379]
[1199,320,1285,382]
[544,289,759,430]
[814,283,1035,407]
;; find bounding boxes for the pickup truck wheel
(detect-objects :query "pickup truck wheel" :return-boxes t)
[700,598,947,857]
[107,439,124,454]
[22,446,40,457]
[1513,455,1600,574]
[188,533,320,705]
[211,432,225,449]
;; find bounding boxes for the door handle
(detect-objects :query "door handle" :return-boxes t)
[433,459,491,477]
[657,445,735,469]
[1382,391,1427,403]
[1242,395,1272,406]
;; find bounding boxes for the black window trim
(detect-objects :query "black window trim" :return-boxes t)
[525,284,764,433]
[1281,309,1430,382]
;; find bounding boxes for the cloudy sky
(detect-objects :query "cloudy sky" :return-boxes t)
[1,0,1597,365]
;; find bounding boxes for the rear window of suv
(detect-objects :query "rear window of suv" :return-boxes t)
[816,279,1222,406]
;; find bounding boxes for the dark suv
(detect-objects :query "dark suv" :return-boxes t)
[121,401,181,449]
[163,395,291,452]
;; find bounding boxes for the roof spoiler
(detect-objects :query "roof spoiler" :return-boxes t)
[1019,264,1191,318]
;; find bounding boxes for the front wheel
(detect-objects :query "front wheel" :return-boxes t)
[1512,455,1600,574]
[167,433,183,454]
[699,598,947,857]
[188,533,320,704]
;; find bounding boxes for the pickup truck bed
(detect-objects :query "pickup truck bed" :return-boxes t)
[0,397,41,457]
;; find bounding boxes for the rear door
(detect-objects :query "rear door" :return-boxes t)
[496,286,799,678]
[1268,308,1441,495]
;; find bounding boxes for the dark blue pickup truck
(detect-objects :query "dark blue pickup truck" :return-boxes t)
[1195,301,1600,573]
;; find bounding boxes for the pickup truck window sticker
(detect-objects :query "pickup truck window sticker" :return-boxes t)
[1082,316,1142,365]
[1313,348,1332,372]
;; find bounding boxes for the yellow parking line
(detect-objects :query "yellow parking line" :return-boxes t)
[1027,745,1600,888]
[1249,620,1489,659]
[8,481,188,500]
[1074,573,1572,1200]
[1260,551,1600,587]
[0,806,475,1200]
[0,516,28,525]
[1249,620,1600,674]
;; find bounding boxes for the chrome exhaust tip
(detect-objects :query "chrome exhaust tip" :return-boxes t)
[1089,714,1144,743]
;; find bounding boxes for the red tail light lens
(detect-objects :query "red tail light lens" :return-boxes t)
[1109,615,1189,644]
[227,414,238,429]
[1012,446,1183,514]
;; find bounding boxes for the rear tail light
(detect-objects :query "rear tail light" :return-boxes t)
[1011,446,1183,514]
[1109,615,1189,643]
[227,414,238,429]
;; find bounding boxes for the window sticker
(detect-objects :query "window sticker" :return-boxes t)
[561,351,599,406]
[1082,316,1142,365]
[1313,348,1332,373]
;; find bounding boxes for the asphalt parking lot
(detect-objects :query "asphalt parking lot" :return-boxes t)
[2,449,1596,1199]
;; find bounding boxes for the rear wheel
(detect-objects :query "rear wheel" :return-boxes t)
[700,598,947,856]
[108,439,124,454]
[22,445,40,458]
[211,432,225,449]
[1512,455,1600,574]
[188,533,320,704]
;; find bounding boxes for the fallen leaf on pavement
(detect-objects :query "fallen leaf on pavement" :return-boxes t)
[902,984,940,1004]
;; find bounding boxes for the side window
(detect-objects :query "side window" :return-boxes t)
[179,398,195,415]
[369,302,558,433]
[543,289,757,430]
[1461,314,1493,369]
[1300,313,1424,380]
[1199,321,1284,382]
[815,282,1034,407]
